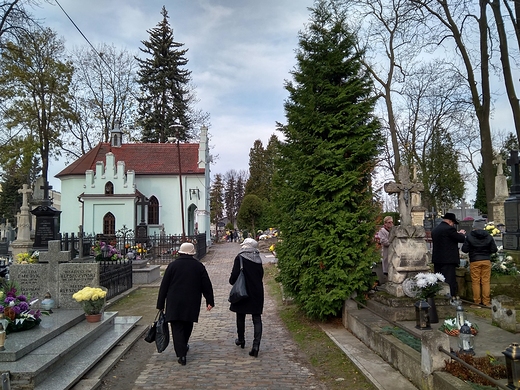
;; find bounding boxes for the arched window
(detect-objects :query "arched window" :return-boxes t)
[103,212,115,235]
[148,196,159,225]
[105,182,114,195]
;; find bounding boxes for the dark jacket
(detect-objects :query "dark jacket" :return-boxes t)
[461,229,498,262]
[431,221,466,264]
[157,254,214,323]
[229,250,264,315]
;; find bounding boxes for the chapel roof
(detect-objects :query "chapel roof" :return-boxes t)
[55,142,204,178]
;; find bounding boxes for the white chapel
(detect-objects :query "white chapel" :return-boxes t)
[55,126,211,245]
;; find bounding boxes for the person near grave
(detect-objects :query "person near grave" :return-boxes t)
[156,242,214,366]
[461,218,498,308]
[431,212,466,298]
[377,216,394,276]
[229,238,264,358]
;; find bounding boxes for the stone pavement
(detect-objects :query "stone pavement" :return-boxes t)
[132,242,329,390]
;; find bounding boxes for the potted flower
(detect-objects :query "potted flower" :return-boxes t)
[440,317,478,336]
[92,241,123,261]
[0,281,45,333]
[72,286,107,322]
[15,251,39,264]
[413,272,446,299]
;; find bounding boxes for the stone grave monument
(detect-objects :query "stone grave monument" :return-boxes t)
[9,240,99,309]
[383,165,431,297]
[31,178,61,249]
[503,150,520,252]
[9,184,34,258]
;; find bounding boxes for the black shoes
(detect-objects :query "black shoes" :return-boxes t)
[249,347,259,358]
[178,356,186,366]
[235,338,245,349]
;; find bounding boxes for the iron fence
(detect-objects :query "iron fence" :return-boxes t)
[98,259,133,300]
[59,232,207,263]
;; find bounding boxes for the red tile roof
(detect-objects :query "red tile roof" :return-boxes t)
[56,142,205,178]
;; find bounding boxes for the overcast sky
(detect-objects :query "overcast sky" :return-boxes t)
[35,0,316,190]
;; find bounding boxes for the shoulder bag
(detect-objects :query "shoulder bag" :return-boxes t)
[228,256,248,303]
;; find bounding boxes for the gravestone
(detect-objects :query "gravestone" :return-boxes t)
[383,165,430,297]
[31,180,61,249]
[10,184,34,257]
[9,240,99,308]
[503,151,520,251]
[135,196,149,244]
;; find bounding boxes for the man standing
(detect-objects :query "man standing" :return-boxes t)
[377,216,394,276]
[431,212,466,298]
[157,242,214,366]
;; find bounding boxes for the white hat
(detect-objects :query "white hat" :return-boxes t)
[179,242,196,255]
[241,238,258,249]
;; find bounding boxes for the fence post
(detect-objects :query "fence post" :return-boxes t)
[421,329,450,377]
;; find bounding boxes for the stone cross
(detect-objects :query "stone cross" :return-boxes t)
[18,184,32,210]
[136,196,150,225]
[507,151,520,194]
[493,155,505,176]
[384,165,424,226]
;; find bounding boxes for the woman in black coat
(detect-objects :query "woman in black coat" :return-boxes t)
[157,242,214,366]
[229,238,264,357]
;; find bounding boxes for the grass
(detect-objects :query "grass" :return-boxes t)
[264,264,376,390]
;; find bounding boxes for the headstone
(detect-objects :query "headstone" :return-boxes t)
[491,155,509,225]
[135,196,149,243]
[31,177,61,249]
[503,150,520,250]
[9,240,99,308]
[9,185,34,257]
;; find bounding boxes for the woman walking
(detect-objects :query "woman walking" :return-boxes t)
[229,238,264,357]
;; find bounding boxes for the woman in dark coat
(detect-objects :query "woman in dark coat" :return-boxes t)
[229,238,264,357]
[157,242,214,366]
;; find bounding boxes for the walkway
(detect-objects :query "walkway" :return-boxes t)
[132,242,328,390]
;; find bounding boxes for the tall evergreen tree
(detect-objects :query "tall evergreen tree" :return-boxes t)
[136,6,193,142]
[420,127,465,211]
[245,140,268,199]
[224,174,236,226]
[209,173,225,240]
[474,165,487,214]
[273,0,382,319]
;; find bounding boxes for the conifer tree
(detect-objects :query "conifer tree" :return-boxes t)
[273,0,382,319]
[136,6,193,142]
[210,174,225,240]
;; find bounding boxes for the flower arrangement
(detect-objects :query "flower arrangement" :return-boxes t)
[92,241,123,261]
[413,272,446,299]
[15,251,39,264]
[490,249,519,276]
[0,281,44,333]
[439,317,478,336]
[72,286,107,315]
[485,222,501,236]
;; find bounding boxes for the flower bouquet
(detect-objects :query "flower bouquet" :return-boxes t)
[72,286,107,315]
[0,281,45,334]
[15,251,39,264]
[439,318,478,336]
[92,241,123,261]
[413,272,445,299]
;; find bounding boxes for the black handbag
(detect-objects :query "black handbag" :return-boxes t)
[229,257,248,303]
[155,311,170,353]
[144,311,160,343]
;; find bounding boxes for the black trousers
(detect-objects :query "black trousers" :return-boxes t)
[236,313,262,348]
[434,263,457,297]
[170,320,193,358]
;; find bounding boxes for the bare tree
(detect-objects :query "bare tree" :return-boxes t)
[63,44,139,161]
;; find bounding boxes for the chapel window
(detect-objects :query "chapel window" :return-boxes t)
[105,182,114,195]
[148,196,159,225]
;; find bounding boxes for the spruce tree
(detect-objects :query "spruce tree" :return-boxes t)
[273,0,382,319]
[136,6,193,142]
[210,174,225,240]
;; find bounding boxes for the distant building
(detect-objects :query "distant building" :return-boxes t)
[55,126,210,245]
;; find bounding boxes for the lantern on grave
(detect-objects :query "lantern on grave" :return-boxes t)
[458,323,475,355]
[41,292,55,312]
[503,342,520,390]
[415,300,431,330]
[455,302,465,329]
